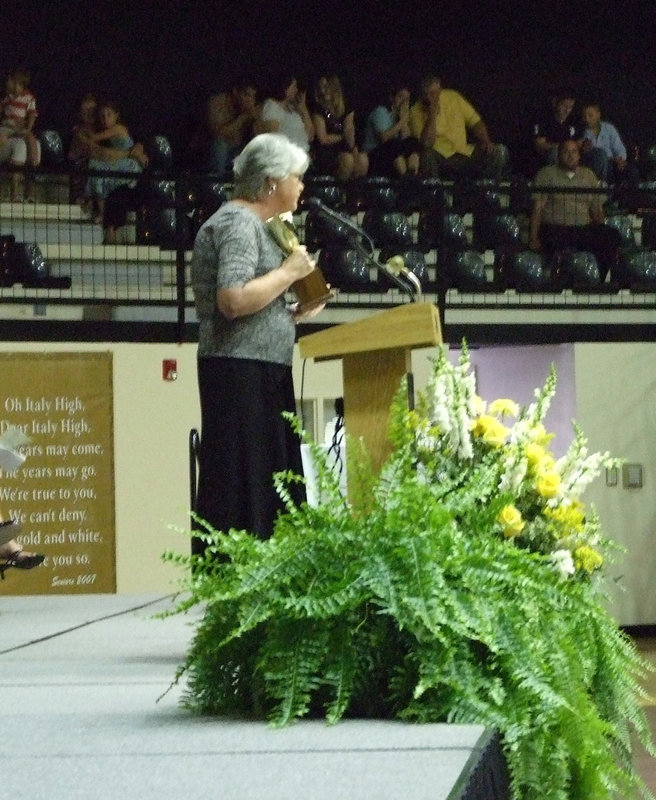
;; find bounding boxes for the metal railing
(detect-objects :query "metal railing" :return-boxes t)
[1,167,656,343]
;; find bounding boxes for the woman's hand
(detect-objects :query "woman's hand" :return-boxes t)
[281,246,315,282]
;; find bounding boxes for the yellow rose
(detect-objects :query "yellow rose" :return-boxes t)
[498,504,525,538]
[472,415,509,447]
[573,545,603,574]
[536,470,561,498]
[525,442,546,466]
[528,423,554,447]
[525,442,556,472]
[489,398,520,418]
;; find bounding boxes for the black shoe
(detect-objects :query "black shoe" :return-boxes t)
[0,549,45,579]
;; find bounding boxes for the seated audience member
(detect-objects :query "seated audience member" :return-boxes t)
[68,91,98,203]
[533,87,579,167]
[68,92,98,163]
[409,74,508,180]
[362,83,421,178]
[0,67,41,202]
[80,99,145,227]
[529,139,621,282]
[580,101,639,185]
[258,74,314,154]
[191,77,260,178]
[310,74,368,180]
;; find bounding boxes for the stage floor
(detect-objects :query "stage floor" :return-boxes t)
[1,593,495,800]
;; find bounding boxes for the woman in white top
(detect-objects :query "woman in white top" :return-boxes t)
[258,74,314,153]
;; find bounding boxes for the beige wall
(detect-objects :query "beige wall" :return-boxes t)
[1,339,654,625]
[575,343,656,626]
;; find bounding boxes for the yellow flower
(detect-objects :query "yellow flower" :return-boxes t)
[498,504,525,538]
[528,423,554,447]
[573,545,603,574]
[525,442,556,472]
[489,398,520,418]
[472,395,487,415]
[472,415,509,447]
[535,470,561,498]
[544,502,585,532]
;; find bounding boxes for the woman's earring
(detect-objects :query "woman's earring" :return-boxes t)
[269,184,277,195]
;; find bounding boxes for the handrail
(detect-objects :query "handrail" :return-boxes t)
[1,165,656,344]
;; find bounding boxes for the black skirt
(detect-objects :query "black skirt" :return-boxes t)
[192,356,306,549]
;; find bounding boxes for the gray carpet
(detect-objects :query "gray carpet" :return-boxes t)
[1,594,489,800]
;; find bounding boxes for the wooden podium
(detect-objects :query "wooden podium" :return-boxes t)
[298,302,442,479]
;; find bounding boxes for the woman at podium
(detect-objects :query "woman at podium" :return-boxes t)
[191,133,325,545]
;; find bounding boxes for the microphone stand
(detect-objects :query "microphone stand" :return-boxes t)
[351,234,418,301]
[313,202,418,301]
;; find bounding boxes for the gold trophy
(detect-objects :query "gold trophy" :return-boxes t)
[266,213,333,312]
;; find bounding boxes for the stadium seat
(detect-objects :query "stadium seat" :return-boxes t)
[418,210,469,251]
[345,176,398,212]
[640,212,656,248]
[642,145,656,180]
[39,130,65,167]
[13,241,50,280]
[621,181,656,214]
[605,214,636,246]
[551,249,601,290]
[300,175,345,210]
[303,208,356,251]
[396,177,445,215]
[0,235,17,285]
[452,178,502,216]
[147,134,174,172]
[472,212,520,250]
[507,176,533,216]
[136,207,192,249]
[362,210,413,249]
[317,247,380,293]
[141,178,176,208]
[442,249,488,291]
[494,250,550,291]
[193,179,228,227]
[614,248,656,289]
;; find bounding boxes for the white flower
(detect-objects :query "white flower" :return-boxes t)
[551,549,575,578]
[498,452,528,495]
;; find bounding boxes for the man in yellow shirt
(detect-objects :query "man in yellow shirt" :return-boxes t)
[409,75,508,179]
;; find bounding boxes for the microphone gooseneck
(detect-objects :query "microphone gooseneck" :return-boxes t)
[304,197,418,300]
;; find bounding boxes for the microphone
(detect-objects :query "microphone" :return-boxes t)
[304,197,418,300]
[304,197,371,246]
[386,255,422,298]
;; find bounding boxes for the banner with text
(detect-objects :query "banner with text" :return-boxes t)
[0,352,115,594]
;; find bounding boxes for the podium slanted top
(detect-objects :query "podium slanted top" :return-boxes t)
[298,302,442,362]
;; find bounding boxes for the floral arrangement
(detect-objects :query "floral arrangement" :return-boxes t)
[163,343,654,800]
[410,344,612,580]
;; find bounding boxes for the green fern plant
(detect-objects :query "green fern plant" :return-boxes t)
[162,346,654,800]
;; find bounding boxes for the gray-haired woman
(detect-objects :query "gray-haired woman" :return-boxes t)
[191,133,323,547]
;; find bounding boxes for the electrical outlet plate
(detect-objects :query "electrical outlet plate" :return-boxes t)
[622,463,643,489]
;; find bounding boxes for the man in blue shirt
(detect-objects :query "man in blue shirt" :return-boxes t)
[581,102,638,185]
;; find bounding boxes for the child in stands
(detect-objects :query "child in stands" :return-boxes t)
[0,67,41,202]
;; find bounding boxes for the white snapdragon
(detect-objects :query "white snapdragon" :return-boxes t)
[551,549,576,577]
[557,450,611,499]
[499,453,528,494]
